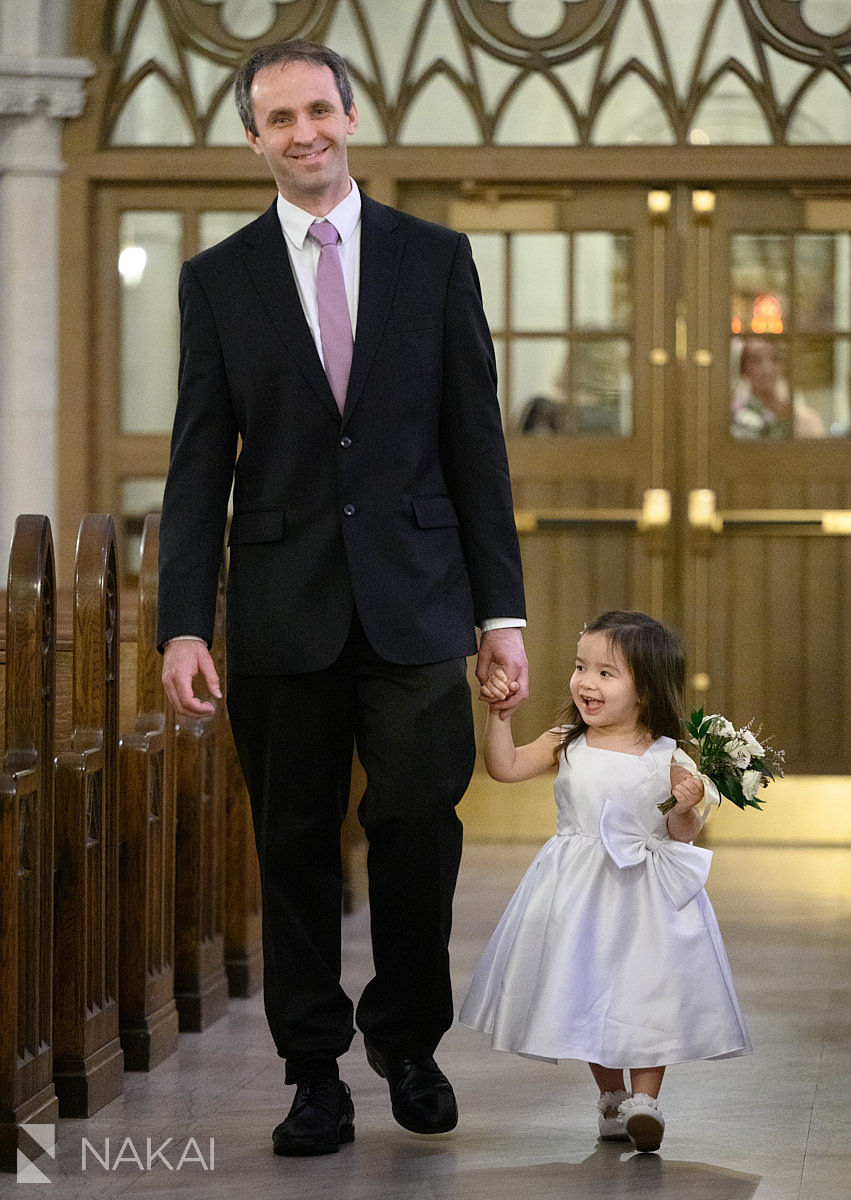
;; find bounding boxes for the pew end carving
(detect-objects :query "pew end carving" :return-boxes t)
[52,515,125,1117]
[117,513,180,1069]
[0,515,59,1172]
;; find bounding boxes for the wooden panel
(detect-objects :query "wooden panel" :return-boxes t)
[0,516,59,1171]
[53,515,124,1116]
[117,513,179,1068]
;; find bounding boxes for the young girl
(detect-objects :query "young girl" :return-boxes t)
[460,610,751,1153]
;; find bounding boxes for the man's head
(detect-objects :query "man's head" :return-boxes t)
[235,40,354,135]
[237,41,358,216]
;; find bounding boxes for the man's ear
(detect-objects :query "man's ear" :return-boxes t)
[245,127,264,157]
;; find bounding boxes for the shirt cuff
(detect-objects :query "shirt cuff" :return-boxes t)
[480,618,527,632]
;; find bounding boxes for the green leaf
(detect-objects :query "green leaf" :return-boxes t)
[715,771,747,810]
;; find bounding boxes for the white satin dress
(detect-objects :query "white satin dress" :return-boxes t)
[460,734,752,1068]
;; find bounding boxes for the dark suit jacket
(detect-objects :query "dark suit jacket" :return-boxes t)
[158,193,525,674]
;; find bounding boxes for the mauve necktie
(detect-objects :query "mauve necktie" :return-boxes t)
[308,219,353,413]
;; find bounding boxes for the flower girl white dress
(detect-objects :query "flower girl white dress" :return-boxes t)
[460,734,752,1067]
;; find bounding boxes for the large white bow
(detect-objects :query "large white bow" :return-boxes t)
[599,798,712,911]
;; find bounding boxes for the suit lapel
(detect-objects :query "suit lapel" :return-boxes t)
[240,203,338,413]
[345,196,402,419]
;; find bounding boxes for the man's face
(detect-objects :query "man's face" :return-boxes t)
[245,60,358,214]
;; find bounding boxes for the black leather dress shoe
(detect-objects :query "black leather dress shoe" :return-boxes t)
[365,1041,458,1134]
[272,1078,355,1156]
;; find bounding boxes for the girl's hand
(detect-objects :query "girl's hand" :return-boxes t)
[669,765,705,812]
[479,666,512,703]
[666,764,706,842]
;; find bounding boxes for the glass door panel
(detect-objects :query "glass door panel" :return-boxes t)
[119,210,181,435]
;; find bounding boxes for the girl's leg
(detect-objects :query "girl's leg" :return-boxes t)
[589,1063,627,1117]
[629,1066,665,1098]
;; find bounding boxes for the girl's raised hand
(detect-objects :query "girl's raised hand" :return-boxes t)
[669,765,705,812]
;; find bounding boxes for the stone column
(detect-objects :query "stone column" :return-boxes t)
[0,55,91,569]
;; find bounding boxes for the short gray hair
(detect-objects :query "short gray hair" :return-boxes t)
[234,40,354,135]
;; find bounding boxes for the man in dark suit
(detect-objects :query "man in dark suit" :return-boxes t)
[158,40,527,1157]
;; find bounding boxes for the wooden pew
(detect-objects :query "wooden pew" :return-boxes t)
[0,515,60,1172]
[171,564,230,1031]
[52,515,124,1116]
[223,720,263,998]
[117,513,180,1069]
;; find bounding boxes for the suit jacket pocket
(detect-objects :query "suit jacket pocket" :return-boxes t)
[228,509,285,545]
[411,496,460,529]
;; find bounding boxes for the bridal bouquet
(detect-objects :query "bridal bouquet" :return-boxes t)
[659,708,784,814]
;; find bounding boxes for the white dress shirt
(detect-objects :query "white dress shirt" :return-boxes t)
[275,182,361,368]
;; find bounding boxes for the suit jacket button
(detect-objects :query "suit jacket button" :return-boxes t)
[340,436,352,448]
[343,504,356,516]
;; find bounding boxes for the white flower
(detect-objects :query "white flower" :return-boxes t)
[707,714,735,738]
[736,408,766,432]
[742,729,764,756]
[724,735,751,769]
[742,769,763,800]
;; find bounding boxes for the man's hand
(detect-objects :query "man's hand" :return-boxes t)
[162,639,222,718]
[476,627,529,715]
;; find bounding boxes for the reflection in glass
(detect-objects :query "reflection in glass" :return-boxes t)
[511,234,568,331]
[796,338,851,438]
[574,234,631,329]
[731,230,850,438]
[795,233,851,331]
[511,338,569,433]
[120,211,181,434]
[729,337,826,439]
[730,235,788,337]
[512,337,632,436]
[572,339,632,435]
[461,224,634,437]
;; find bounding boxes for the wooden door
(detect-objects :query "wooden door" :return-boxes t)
[405,183,851,770]
[683,190,851,773]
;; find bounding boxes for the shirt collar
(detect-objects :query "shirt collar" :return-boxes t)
[276,180,362,250]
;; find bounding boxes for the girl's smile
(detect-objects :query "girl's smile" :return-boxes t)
[570,630,642,744]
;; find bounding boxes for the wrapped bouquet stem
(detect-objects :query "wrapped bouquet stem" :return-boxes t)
[659,708,784,815]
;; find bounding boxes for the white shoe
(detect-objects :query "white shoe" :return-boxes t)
[619,1092,665,1152]
[597,1089,630,1140]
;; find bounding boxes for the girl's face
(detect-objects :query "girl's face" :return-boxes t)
[570,631,641,740]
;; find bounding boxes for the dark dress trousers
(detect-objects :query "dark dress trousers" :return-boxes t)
[158,193,525,1070]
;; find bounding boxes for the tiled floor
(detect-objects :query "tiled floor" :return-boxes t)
[16,841,851,1199]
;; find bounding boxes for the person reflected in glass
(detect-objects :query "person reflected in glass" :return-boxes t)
[730,337,824,439]
[518,394,566,435]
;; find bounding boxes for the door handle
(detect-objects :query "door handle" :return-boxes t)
[687,489,851,534]
[515,490,671,533]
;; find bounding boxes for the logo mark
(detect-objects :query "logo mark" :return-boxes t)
[17,1123,56,1184]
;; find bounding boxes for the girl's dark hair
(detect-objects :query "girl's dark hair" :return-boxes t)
[234,40,354,135]
[559,610,685,756]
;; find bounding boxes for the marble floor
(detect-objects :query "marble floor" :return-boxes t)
[16,841,851,1199]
